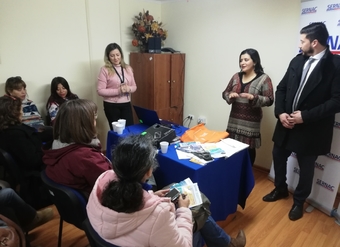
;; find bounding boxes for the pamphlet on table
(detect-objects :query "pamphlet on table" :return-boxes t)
[174,138,249,164]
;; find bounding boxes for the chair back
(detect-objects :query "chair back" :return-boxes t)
[40,170,87,229]
[83,218,120,247]
[0,147,22,187]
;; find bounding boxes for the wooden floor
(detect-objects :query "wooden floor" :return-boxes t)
[28,168,340,247]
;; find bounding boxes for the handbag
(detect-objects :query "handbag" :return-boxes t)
[191,192,211,232]
[163,184,211,233]
[0,214,25,247]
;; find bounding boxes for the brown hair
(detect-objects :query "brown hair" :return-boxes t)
[0,95,22,130]
[53,99,98,144]
[5,76,26,95]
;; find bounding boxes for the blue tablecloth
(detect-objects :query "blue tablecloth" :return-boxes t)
[106,124,255,221]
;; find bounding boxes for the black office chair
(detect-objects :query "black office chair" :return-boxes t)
[40,170,87,247]
[0,147,41,189]
[0,147,23,188]
[0,148,48,210]
[83,218,120,247]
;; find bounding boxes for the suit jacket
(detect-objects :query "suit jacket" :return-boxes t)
[272,49,340,155]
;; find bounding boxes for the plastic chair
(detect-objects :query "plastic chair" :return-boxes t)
[40,170,87,247]
[83,218,120,247]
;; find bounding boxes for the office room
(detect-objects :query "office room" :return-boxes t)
[1,0,339,246]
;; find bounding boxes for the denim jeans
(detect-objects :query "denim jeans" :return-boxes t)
[0,188,36,226]
[193,216,231,247]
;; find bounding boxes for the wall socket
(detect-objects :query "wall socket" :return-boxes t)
[188,114,194,120]
[197,116,207,124]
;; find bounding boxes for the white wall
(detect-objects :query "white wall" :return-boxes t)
[0,0,301,169]
[160,0,300,168]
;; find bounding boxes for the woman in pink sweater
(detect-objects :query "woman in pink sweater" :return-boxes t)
[86,135,246,247]
[97,43,137,130]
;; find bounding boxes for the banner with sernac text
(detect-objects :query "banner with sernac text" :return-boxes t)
[269,0,340,217]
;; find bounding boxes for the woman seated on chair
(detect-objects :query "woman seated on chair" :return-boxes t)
[43,99,111,197]
[86,135,246,247]
[0,95,47,173]
[0,186,54,232]
[46,76,78,126]
[0,95,51,209]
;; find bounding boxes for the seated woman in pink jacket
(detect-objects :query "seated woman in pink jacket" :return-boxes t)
[43,99,111,197]
[86,135,246,247]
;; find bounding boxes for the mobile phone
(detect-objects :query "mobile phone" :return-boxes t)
[164,188,181,202]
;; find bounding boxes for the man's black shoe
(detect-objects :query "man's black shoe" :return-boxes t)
[289,205,303,221]
[262,188,289,202]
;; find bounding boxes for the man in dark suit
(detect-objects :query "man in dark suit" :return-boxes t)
[263,22,340,221]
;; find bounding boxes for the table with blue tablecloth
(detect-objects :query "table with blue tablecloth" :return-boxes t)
[106,124,255,221]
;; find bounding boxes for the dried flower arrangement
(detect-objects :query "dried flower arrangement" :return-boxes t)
[131,10,167,52]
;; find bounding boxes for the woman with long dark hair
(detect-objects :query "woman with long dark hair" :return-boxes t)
[222,48,274,165]
[46,76,78,125]
[87,135,246,247]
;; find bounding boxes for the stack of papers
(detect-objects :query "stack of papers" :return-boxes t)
[175,138,249,162]
[216,138,249,157]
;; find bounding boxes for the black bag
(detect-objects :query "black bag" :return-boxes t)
[162,184,211,232]
[191,192,211,232]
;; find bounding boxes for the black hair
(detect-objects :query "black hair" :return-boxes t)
[101,135,158,213]
[239,48,264,74]
[300,22,329,47]
[46,77,77,109]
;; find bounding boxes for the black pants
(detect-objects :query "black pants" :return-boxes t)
[103,101,134,130]
[272,144,317,207]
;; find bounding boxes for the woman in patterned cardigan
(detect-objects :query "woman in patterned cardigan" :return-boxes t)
[222,48,274,165]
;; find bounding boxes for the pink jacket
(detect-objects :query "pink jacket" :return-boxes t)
[97,65,137,103]
[86,170,193,247]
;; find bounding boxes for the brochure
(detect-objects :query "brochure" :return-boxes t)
[170,178,202,208]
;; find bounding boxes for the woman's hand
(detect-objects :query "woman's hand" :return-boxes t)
[154,189,170,197]
[120,83,130,93]
[177,194,190,208]
[229,92,239,99]
[239,93,254,100]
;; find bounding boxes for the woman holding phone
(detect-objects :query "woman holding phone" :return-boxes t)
[87,135,246,247]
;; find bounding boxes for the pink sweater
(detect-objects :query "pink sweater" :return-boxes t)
[97,65,137,103]
[86,170,193,247]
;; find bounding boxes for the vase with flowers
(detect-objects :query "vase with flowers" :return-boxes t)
[131,10,167,53]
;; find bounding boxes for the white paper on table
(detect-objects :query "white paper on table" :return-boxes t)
[176,149,194,159]
[217,138,249,157]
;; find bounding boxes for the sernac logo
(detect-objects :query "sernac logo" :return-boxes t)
[326,3,340,11]
[316,179,335,192]
[334,121,340,129]
[325,152,340,162]
[301,6,317,15]
[328,35,340,55]
[314,162,325,171]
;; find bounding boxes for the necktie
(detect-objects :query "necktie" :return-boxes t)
[292,58,315,112]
